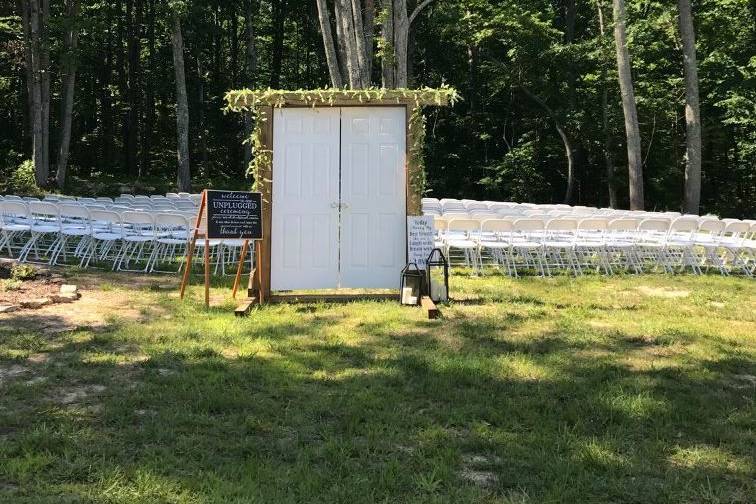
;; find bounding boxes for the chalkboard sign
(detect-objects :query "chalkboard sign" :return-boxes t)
[407,215,435,269]
[205,190,263,240]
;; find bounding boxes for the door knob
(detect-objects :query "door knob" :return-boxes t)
[341,202,350,209]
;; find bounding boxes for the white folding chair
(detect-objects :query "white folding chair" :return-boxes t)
[575,218,610,274]
[81,209,124,269]
[18,202,61,263]
[666,217,702,274]
[49,204,92,266]
[0,201,31,258]
[543,218,579,276]
[635,219,671,273]
[445,219,482,272]
[477,219,515,276]
[511,218,546,276]
[149,213,190,273]
[116,211,155,272]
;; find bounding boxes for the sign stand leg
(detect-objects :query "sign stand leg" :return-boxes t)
[179,190,206,300]
[204,236,210,308]
[232,240,249,299]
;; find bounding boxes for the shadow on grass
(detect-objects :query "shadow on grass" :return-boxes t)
[0,304,754,503]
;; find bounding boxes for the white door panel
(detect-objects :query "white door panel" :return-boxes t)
[340,107,406,288]
[271,107,340,290]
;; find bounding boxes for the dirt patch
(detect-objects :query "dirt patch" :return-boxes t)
[459,468,498,487]
[0,273,168,334]
[635,286,690,299]
[53,384,106,405]
[0,364,29,383]
[0,276,65,306]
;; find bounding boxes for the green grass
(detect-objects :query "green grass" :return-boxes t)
[0,272,754,503]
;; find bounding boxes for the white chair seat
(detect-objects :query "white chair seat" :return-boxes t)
[479,240,510,249]
[1,224,30,232]
[93,232,121,241]
[30,224,60,233]
[446,239,476,248]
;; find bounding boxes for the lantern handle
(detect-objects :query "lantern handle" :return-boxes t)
[401,262,422,274]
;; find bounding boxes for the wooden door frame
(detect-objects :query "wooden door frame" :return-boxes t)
[251,102,421,302]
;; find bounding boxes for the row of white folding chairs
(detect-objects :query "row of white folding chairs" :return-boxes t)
[435,217,756,277]
[0,202,241,274]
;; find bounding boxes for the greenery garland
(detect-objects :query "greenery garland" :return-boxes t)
[224,86,459,210]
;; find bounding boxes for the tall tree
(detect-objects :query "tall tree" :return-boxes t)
[243,0,259,173]
[18,0,48,186]
[596,0,618,207]
[171,9,191,192]
[677,0,701,214]
[612,0,644,210]
[315,0,344,87]
[380,0,434,88]
[55,0,80,189]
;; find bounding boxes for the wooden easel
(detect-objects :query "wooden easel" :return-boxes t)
[179,190,259,309]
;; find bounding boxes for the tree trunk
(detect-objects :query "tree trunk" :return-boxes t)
[40,0,50,181]
[270,0,286,88]
[612,0,644,210]
[380,0,395,88]
[597,0,618,208]
[55,0,80,189]
[522,87,575,204]
[24,0,47,186]
[315,0,344,87]
[171,13,190,192]
[125,0,142,177]
[17,0,33,145]
[392,0,409,87]
[334,0,361,88]
[349,0,370,85]
[678,0,702,214]
[141,0,156,175]
[243,0,259,174]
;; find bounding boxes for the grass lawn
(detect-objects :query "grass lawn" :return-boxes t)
[0,272,754,503]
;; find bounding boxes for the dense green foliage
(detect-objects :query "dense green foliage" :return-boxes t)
[0,0,754,215]
[1,272,754,501]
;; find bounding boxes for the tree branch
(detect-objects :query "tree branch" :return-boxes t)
[409,0,434,26]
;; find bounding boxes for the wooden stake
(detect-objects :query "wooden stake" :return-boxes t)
[203,235,210,308]
[232,239,250,299]
[179,190,206,299]
[421,296,440,319]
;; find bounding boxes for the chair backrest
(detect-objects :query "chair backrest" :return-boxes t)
[121,210,154,227]
[59,203,91,222]
[607,218,640,232]
[696,219,725,238]
[96,197,114,203]
[89,209,123,230]
[512,218,545,232]
[638,218,670,233]
[578,218,608,231]
[669,217,699,234]
[119,194,135,199]
[154,212,188,231]
[722,221,750,239]
[4,195,23,201]
[480,219,514,233]
[0,201,30,220]
[545,218,578,232]
[447,218,481,233]
[78,197,96,204]
[28,201,60,221]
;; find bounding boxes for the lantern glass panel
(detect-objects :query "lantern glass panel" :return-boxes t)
[425,248,449,303]
[400,264,423,305]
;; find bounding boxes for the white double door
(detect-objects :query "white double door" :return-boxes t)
[271,106,406,291]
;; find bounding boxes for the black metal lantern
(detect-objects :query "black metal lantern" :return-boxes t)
[425,248,449,303]
[400,263,424,305]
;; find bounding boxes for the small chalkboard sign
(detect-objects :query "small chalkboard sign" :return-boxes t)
[205,190,262,240]
[407,215,435,270]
